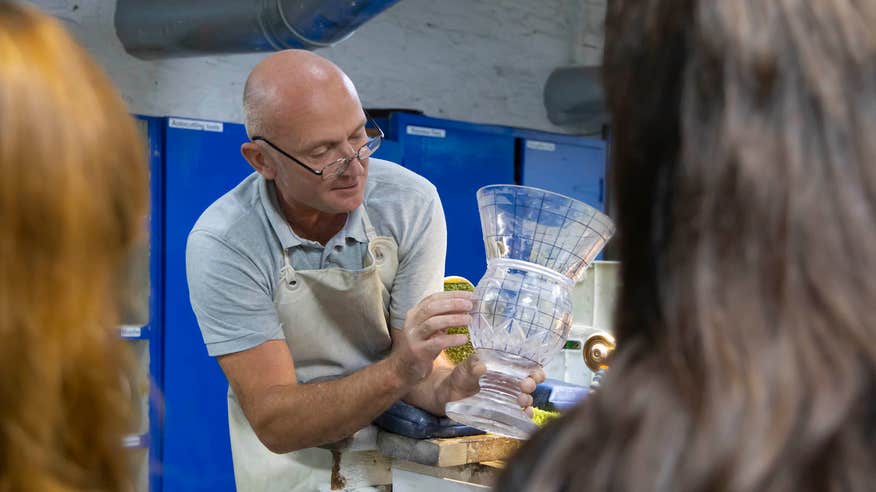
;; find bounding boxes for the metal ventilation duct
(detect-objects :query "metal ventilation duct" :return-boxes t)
[543,65,607,132]
[115,0,403,59]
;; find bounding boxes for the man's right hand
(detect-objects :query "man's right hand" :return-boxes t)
[389,290,473,385]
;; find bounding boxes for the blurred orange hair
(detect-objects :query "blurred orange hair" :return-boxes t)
[0,3,148,491]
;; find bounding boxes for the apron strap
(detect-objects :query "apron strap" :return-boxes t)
[360,206,378,242]
[359,205,387,264]
[280,248,297,286]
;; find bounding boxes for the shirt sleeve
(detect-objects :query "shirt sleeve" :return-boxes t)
[186,230,285,356]
[388,189,448,330]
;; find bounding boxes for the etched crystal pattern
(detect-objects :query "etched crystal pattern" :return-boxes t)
[478,185,616,282]
[445,186,615,439]
[470,261,573,366]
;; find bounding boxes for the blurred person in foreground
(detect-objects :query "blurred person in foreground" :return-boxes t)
[0,2,148,491]
[498,0,876,491]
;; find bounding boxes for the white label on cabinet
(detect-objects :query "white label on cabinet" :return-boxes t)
[120,325,142,338]
[122,434,143,448]
[169,117,224,133]
[526,140,556,152]
[406,125,446,138]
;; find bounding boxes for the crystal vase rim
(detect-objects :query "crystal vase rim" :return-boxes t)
[476,184,613,226]
[486,258,575,287]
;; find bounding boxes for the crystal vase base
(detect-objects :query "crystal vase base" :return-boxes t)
[445,352,539,439]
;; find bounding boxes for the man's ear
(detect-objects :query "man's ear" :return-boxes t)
[241,141,275,179]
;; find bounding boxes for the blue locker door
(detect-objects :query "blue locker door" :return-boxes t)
[392,114,516,282]
[520,137,606,211]
[139,115,165,492]
[163,117,251,491]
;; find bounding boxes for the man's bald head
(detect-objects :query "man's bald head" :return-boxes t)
[242,50,361,139]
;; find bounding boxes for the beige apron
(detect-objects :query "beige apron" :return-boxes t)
[228,206,399,492]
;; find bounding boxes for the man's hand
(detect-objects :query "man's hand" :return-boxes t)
[389,291,473,385]
[440,356,547,417]
[517,366,547,417]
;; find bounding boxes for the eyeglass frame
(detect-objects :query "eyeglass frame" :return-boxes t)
[250,117,385,179]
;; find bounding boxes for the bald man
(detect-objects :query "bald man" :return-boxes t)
[186,50,543,491]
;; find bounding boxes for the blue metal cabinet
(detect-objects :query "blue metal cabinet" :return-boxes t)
[389,113,516,282]
[516,130,607,211]
[132,116,166,492]
[162,117,250,492]
[371,137,402,163]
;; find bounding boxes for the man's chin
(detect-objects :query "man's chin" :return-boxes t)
[324,193,364,214]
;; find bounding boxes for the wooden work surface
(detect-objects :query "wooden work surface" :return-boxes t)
[376,430,521,467]
[322,428,519,489]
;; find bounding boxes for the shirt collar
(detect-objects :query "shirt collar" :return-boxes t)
[259,176,368,250]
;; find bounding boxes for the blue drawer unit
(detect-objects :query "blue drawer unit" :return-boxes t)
[517,131,607,211]
[162,117,251,492]
[390,113,516,282]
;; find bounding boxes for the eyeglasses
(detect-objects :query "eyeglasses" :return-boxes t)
[251,119,384,181]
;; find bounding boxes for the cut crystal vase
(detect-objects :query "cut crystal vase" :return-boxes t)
[445,185,615,439]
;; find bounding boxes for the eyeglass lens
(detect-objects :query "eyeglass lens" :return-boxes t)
[322,137,381,180]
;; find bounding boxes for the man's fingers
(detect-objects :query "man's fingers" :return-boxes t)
[517,393,533,408]
[469,360,486,378]
[425,333,469,353]
[456,356,487,378]
[519,376,537,394]
[408,292,472,327]
[417,314,472,339]
[448,356,485,395]
[421,296,472,319]
[518,369,544,418]
[427,290,474,301]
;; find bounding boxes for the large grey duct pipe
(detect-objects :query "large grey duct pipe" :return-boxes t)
[115,0,403,59]
[543,65,607,132]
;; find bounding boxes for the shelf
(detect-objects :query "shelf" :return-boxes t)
[122,433,150,449]
[120,324,150,340]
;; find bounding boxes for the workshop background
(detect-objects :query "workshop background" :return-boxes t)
[22,1,612,491]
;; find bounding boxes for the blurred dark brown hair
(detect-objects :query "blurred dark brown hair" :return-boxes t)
[498,0,876,490]
[0,2,148,490]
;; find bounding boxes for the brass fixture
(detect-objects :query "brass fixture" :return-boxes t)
[583,332,615,372]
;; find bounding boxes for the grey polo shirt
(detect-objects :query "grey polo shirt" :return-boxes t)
[186,158,447,357]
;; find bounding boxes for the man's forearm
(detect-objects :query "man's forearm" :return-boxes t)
[252,357,409,453]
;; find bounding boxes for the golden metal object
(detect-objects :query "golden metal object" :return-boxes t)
[583,332,616,372]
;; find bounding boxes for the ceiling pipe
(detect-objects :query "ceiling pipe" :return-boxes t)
[115,0,403,60]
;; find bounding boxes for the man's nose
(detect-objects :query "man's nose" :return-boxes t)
[335,153,366,178]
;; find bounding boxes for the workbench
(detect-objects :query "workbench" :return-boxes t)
[322,426,521,491]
